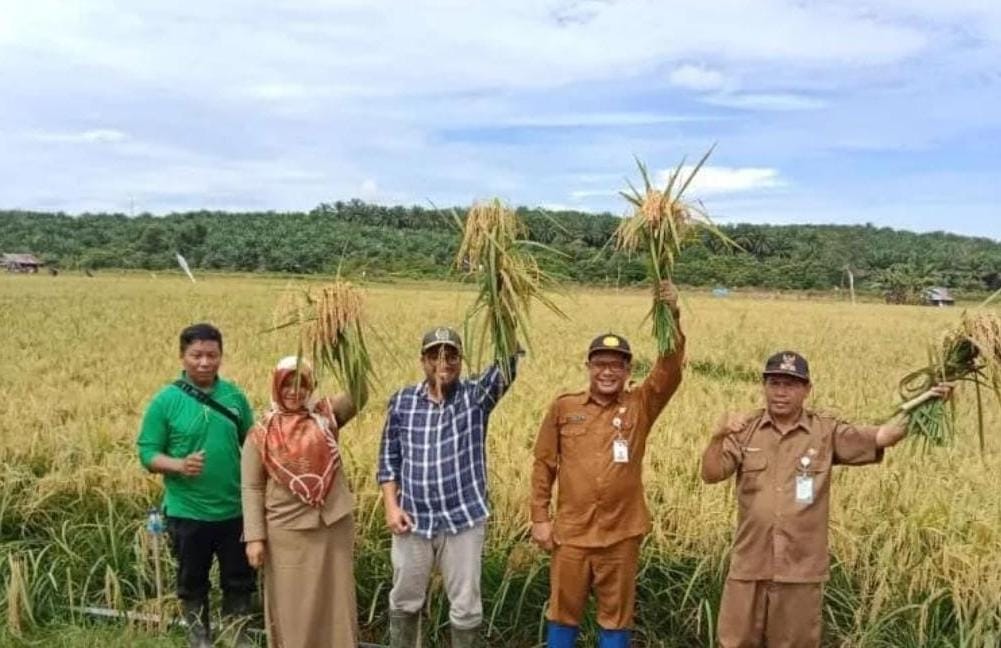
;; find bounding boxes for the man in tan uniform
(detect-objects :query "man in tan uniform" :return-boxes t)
[531,281,684,648]
[702,351,952,648]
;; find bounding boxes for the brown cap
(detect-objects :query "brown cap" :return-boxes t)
[587,333,632,360]
[762,351,810,382]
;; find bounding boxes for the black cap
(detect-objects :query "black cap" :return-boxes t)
[421,326,462,354]
[763,351,810,382]
[587,333,632,360]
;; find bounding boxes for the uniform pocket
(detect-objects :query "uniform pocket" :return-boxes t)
[557,417,588,437]
[738,451,767,494]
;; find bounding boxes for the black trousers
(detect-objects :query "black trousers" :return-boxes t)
[166,516,256,603]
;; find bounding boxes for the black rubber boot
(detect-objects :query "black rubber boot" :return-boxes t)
[221,591,255,647]
[181,598,212,648]
[450,623,482,648]
[389,611,420,648]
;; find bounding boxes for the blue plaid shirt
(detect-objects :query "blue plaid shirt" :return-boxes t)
[377,359,517,537]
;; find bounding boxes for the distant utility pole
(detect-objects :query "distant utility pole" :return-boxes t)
[845,266,856,304]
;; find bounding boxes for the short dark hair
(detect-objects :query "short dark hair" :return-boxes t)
[179,323,223,353]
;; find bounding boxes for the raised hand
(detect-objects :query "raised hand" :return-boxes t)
[655,280,679,312]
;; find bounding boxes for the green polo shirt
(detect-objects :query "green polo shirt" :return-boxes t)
[137,372,254,521]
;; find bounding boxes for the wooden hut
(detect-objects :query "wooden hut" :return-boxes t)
[2,253,44,273]
[923,286,955,307]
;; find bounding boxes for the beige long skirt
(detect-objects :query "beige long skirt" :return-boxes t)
[263,514,358,647]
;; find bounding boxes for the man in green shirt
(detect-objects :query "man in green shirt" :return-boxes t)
[137,323,255,648]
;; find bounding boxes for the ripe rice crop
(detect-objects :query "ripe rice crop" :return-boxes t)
[2,274,1000,647]
[615,150,735,355]
[270,280,374,410]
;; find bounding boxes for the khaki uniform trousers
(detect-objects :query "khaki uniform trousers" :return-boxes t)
[546,536,641,629]
[717,579,823,648]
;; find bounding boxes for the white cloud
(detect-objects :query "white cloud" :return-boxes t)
[0,1,934,99]
[27,129,128,144]
[570,189,619,200]
[703,93,828,111]
[669,64,731,92]
[499,112,714,128]
[657,166,786,195]
[0,1,998,239]
[571,165,786,205]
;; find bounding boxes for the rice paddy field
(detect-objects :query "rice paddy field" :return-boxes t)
[2,273,1001,647]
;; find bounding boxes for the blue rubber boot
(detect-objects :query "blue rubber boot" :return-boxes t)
[546,621,580,648]
[597,627,631,648]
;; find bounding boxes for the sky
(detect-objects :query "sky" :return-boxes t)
[1,1,999,239]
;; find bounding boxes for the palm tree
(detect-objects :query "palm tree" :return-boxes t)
[873,263,938,304]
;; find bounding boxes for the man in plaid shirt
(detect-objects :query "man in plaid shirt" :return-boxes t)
[379,326,517,648]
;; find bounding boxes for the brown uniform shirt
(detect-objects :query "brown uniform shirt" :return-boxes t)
[701,408,883,583]
[531,338,685,548]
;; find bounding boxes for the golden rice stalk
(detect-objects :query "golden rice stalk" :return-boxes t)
[455,199,566,383]
[6,555,33,635]
[270,280,374,411]
[615,147,735,354]
[897,311,1001,449]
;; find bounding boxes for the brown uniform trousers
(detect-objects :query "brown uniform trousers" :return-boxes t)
[717,580,822,648]
[701,408,883,648]
[532,337,685,629]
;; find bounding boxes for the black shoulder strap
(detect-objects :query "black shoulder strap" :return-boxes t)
[172,380,245,442]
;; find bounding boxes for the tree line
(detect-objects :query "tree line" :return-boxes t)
[2,200,999,294]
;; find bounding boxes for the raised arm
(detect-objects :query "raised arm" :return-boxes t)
[636,281,685,418]
[637,331,686,418]
[829,417,885,466]
[327,393,359,431]
[471,353,520,411]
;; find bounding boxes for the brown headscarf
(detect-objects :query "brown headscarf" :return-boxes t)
[251,356,341,507]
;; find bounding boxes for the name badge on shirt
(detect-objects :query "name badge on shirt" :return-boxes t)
[795,474,814,504]
[613,438,629,463]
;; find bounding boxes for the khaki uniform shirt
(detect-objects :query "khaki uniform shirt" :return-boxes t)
[531,338,685,548]
[701,408,883,583]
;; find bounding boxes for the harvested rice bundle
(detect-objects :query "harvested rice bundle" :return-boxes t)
[615,148,735,354]
[271,280,374,411]
[897,311,1001,449]
[455,198,565,383]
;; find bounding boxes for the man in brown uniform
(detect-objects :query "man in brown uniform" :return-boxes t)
[701,351,952,648]
[531,281,684,648]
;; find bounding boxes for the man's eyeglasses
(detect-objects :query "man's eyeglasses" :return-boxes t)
[588,359,629,373]
[424,351,463,365]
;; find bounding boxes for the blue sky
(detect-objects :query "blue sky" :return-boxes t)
[1,1,999,239]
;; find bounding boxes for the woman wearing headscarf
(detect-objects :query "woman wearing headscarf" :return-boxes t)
[241,356,362,647]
